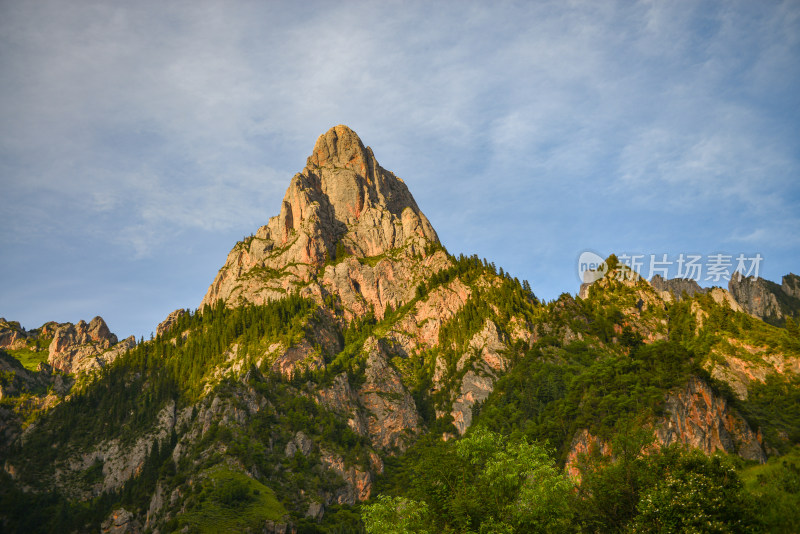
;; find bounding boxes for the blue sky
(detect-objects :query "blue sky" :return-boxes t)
[1,0,798,340]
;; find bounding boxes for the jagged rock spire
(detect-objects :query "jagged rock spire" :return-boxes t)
[308,125,373,175]
[202,125,439,307]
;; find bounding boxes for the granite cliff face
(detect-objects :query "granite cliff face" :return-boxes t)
[0,318,60,351]
[728,275,784,321]
[782,273,800,300]
[0,316,134,376]
[567,376,768,478]
[48,317,119,373]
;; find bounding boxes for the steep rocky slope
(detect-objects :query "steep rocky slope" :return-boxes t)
[728,272,800,324]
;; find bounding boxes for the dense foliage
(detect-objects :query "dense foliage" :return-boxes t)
[372,426,780,533]
[367,428,574,533]
[476,339,699,460]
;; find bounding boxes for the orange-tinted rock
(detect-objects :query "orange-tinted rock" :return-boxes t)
[271,340,326,379]
[656,376,765,463]
[450,320,510,435]
[319,447,373,504]
[201,125,439,310]
[156,309,186,337]
[48,317,129,374]
[358,337,421,451]
[565,429,612,480]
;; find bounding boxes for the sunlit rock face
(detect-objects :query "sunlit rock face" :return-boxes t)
[201,125,439,309]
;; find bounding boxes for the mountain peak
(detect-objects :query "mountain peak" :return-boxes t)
[307,125,373,176]
[201,126,439,308]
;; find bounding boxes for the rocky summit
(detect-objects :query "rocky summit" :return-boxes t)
[202,125,438,309]
[1,127,799,533]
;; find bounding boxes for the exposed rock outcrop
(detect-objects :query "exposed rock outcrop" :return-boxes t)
[318,249,450,321]
[728,275,782,321]
[144,481,165,530]
[449,320,510,435]
[358,337,420,451]
[47,317,131,374]
[387,277,471,355]
[316,373,368,436]
[782,273,800,300]
[565,429,612,479]
[319,448,373,505]
[708,287,744,312]
[285,431,313,457]
[271,340,326,380]
[0,319,62,353]
[55,401,178,498]
[566,376,767,478]
[101,508,141,534]
[656,376,766,463]
[306,501,325,520]
[201,125,439,309]
[705,338,800,400]
[727,272,800,324]
[0,319,31,350]
[156,309,186,337]
[649,274,706,300]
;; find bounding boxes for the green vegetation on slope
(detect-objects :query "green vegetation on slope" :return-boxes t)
[367,428,574,533]
[4,347,49,371]
[2,244,799,533]
[3,295,333,532]
[171,465,287,533]
[739,446,800,533]
[476,339,698,460]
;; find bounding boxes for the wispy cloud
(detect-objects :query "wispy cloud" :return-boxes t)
[0,0,798,334]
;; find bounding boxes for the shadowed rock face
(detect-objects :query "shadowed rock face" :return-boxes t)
[649,274,707,300]
[728,275,784,321]
[727,273,800,325]
[449,320,510,435]
[358,337,421,451]
[201,125,439,308]
[783,273,800,300]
